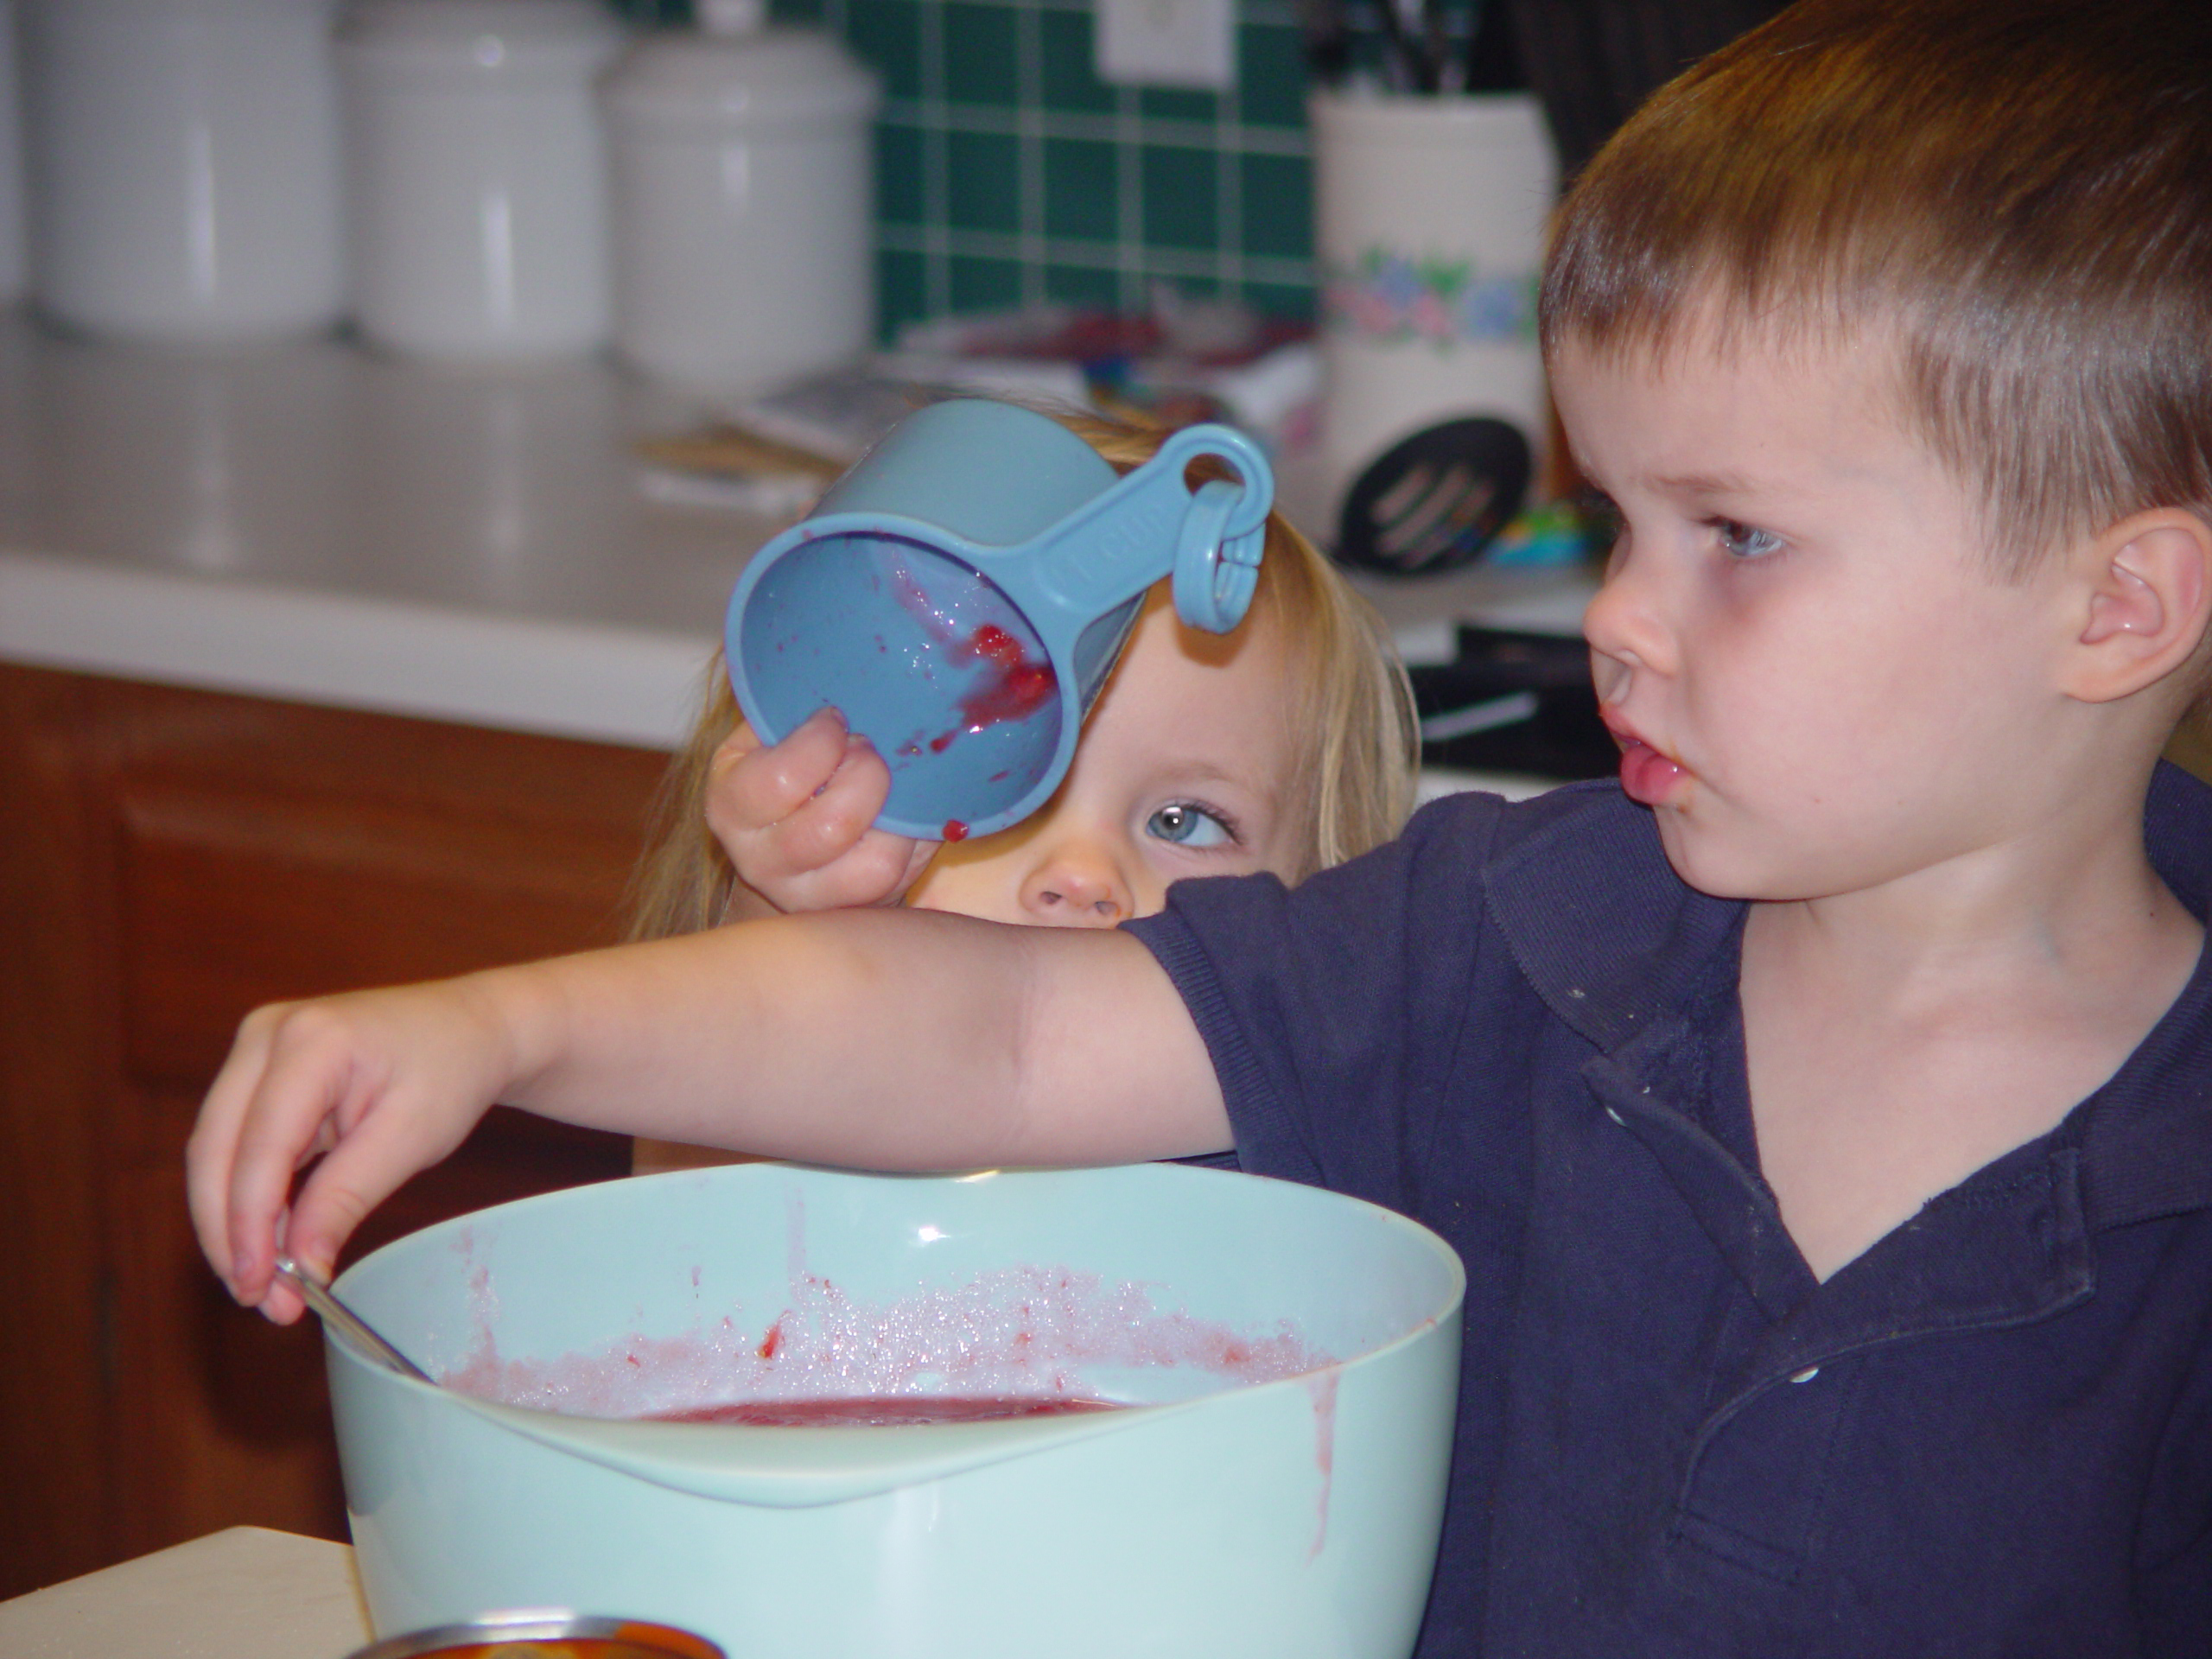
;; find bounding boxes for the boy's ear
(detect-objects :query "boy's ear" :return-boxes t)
[2062,509,2212,704]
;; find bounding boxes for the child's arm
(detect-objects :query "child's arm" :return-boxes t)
[186,908,1227,1323]
[711,707,938,919]
[634,707,944,1172]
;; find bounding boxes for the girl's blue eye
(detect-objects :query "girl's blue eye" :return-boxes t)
[1147,804,1234,849]
[1715,518,1784,560]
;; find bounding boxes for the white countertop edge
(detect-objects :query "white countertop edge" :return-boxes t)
[0,550,716,752]
[0,550,1580,795]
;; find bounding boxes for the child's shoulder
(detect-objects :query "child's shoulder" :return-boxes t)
[1402,776,1681,903]
[1362,779,1735,1018]
[2146,758,2212,915]
[1405,775,1643,853]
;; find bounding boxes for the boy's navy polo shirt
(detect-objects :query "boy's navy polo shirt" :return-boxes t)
[1124,764,2212,1658]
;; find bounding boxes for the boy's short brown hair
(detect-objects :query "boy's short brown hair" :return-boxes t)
[1541,0,2212,574]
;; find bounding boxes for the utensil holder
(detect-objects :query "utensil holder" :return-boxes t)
[1311,89,1556,573]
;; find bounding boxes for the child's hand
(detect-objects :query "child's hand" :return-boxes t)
[185,978,518,1324]
[709,708,938,917]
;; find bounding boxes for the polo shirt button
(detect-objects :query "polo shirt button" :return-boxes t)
[1605,1107,1626,1126]
[1790,1366,1820,1383]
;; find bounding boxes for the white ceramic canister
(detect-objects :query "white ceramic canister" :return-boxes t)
[600,0,880,395]
[19,0,346,343]
[339,0,626,360]
[1309,90,1557,525]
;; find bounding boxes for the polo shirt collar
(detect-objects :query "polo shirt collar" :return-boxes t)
[1481,779,1740,1055]
[2082,762,2212,1228]
[1483,765,2212,1243]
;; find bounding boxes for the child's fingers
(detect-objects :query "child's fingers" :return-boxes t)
[216,990,500,1320]
[764,734,898,874]
[186,1002,286,1290]
[811,830,942,911]
[278,1096,457,1300]
[707,712,930,908]
[219,1007,366,1317]
[773,823,935,912]
[710,709,849,836]
[702,720,765,815]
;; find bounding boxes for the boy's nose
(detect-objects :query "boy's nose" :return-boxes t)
[1018,839,1135,927]
[1581,550,1675,688]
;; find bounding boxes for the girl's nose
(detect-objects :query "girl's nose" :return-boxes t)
[1018,838,1135,926]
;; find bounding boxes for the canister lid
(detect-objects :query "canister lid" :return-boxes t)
[338,0,626,82]
[48,0,340,17]
[600,22,880,131]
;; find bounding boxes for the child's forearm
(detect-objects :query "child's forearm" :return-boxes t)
[485,909,1221,1166]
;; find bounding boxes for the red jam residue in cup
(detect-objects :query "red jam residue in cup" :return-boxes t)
[953,624,1057,734]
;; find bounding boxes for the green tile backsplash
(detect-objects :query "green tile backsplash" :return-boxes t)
[613,0,1320,340]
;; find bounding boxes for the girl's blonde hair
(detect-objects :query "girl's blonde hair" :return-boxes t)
[626,407,1418,942]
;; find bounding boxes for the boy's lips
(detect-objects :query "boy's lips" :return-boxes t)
[1601,711,1688,806]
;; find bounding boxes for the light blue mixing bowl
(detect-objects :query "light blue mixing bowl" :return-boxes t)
[327,1162,1463,1659]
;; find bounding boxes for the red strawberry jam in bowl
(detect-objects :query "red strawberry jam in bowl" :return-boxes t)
[325,1162,1462,1659]
[645,1395,1116,1427]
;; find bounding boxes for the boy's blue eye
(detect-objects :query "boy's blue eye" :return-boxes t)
[1147,804,1234,849]
[1715,518,1784,561]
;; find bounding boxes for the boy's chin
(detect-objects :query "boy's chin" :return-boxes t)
[1650,817,1797,904]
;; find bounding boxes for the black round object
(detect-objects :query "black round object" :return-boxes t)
[1333,416,1532,575]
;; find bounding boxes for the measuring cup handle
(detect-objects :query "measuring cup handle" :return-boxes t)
[1159,427,1274,634]
[1028,424,1275,626]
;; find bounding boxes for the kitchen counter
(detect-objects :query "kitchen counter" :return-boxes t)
[0,1527,371,1659]
[0,307,1594,758]
[0,310,768,749]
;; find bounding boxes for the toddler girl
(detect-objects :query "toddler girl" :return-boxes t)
[626,411,1419,1172]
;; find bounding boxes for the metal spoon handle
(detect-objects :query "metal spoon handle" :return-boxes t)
[273,1255,435,1383]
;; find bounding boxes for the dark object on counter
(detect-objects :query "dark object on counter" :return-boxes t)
[1412,624,1616,779]
[1302,0,1529,95]
[1503,0,1791,176]
[349,1611,724,1659]
[1303,0,1789,179]
[1335,417,1532,576]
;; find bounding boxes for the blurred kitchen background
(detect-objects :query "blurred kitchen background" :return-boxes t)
[0,0,1878,1605]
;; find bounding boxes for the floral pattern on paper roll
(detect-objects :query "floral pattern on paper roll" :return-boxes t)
[1321,249,1538,348]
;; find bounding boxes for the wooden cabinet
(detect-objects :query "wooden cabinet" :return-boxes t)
[0,663,667,1598]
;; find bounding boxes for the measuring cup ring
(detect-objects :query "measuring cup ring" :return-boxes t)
[1171,480,1250,633]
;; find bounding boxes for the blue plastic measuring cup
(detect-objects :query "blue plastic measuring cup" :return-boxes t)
[725,399,1274,841]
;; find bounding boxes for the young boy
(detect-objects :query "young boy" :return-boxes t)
[189,0,2212,1651]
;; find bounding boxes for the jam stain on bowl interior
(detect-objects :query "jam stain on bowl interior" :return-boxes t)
[439,1262,1328,1429]
[648,1396,1120,1427]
